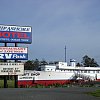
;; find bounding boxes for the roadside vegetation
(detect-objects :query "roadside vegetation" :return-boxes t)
[0,80,14,88]
[0,79,100,88]
[87,90,100,97]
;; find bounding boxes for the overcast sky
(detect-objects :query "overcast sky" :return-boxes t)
[0,0,100,64]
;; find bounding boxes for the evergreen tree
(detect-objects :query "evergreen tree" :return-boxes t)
[24,60,34,70]
[82,55,99,67]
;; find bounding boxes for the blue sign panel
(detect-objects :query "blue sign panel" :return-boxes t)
[0,25,32,43]
[0,53,28,60]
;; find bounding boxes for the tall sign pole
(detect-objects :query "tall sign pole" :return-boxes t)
[4,43,7,88]
[15,43,18,88]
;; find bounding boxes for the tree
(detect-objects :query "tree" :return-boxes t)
[82,55,99,67]
[33,59,40,70]
[24,59,41,70]
[76,62,82,67]
[24,60,34,70]
[40,59,48,66]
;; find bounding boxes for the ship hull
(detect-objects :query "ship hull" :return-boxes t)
[18,80,71,86]
[18,70,100,87]
[18,79,100,87]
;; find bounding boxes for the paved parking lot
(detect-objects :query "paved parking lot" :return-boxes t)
[0,87,100,100]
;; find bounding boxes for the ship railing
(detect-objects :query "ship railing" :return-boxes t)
[70,73,78,80]
[74,72,96,81]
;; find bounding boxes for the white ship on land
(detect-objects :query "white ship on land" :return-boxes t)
[18,59,100,86]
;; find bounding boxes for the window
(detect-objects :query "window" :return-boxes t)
[93,71,95,73]
[88,71,90,73]
[96,71,99,73]
[81,70,83,73]
[84,70,87,73]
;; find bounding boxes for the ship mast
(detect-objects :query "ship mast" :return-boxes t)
[65,46,67,62]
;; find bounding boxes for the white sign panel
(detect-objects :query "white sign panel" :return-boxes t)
[0,47,27,53]
[0,63,24,75]
[0,25,31,32]
[0,47,28,60]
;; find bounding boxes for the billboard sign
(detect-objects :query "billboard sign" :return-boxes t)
[0,63,24,75]
[0,47,28,60]
[0,25,32,43]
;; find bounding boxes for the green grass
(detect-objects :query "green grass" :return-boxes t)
[87,90,100,97]
[0,80,4,88]
[0,80,14,88]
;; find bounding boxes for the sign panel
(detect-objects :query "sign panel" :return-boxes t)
[0,63,24,75]
[0,25,32,43]
[0,47,28,60]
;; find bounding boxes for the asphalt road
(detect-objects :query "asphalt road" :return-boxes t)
[0,87,100,100]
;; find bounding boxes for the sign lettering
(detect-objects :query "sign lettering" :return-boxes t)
[0,53,28,60]
[0,63,24,75]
